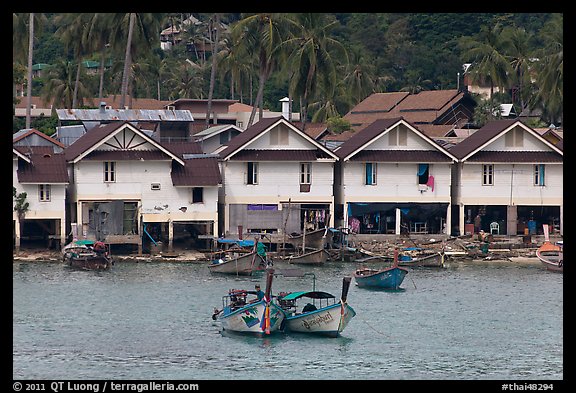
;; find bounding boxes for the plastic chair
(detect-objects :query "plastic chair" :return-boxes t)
[490,222,499,235]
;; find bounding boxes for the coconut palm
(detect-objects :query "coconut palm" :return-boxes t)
[41,60,90,110]
[531,14,563,125]
[54,13,92,108]
[232,13,290,127]
[343,47,376,106]
[108,13,164,108]
[459,23,512,98]
[84,13,115,102]
[13,13,46,129]
[283,13,348,130]
[502,26,534,112]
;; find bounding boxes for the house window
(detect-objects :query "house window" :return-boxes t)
[269,127,289,145]
[365,163,377,185]
[388,127,407,146]
[104,161,116,182]
[418,164,429,185]
[482,164,494,185]
[300,163,311,184]
[505,128,524,147]
[192,187,204,203]
[534,164,545,186]
[38,184,51,202]
[247,162,258,185]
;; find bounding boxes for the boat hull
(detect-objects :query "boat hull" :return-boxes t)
[288,249,328,265]
[208,252,267,275]
[284,303,356,337]
[66,255,112,270]
[218,300,285,335]
[354,266,408,289]
[287,229,330,250]
[398,252,445,268]
[536,245,563,273]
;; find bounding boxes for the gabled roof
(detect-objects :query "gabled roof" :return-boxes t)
[334,117,457,162]
[193,124,243,139]
[344,89,474,132]
[218,117,339,161]
[449,119,563,161]
[16,152,69,184]
[64,121,184,165]
[171,157,222,187]
[13,128,66,150]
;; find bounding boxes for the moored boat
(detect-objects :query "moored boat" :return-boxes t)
[287,228,330,250]
[212,268,285,335]
[398,250,445,268]
[536,225,563,273]
[287,248,328,265]
[208,251,268,275]
[277,276,355,337]
[62,240,113,270]
[354,249,408,289]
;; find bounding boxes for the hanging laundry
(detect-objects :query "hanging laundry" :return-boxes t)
[426,175,435,191]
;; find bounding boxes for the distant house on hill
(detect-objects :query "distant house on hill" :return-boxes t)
[343,89,476,134]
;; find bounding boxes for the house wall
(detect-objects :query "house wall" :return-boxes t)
[342,162,452,202]
[73,160,218,232]
[458,163,563,205]
[222,160,335,234]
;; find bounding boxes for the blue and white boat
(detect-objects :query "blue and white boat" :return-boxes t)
[212,268,285,335]
[353,249,409,290]
[277,276,356,337]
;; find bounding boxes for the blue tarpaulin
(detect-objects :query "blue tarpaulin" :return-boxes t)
[216,238,255,247]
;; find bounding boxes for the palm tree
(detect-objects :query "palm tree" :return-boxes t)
[25,13,34,128]
[232,13,290,127]
[218,33,254,102]
[165,60,206,100]
[532,14,563,125]
[283,13,348,130]
[502,26,534,112]
[343,47,376,106]
[206,13,222,128]
[459,23,512,98]
[41,60,90,110]
[85,13,115,102]
[108,13,164,108]
[54,13,91,109]
[13,14,45,128]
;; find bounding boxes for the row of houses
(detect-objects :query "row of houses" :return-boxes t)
[13,113,563,254]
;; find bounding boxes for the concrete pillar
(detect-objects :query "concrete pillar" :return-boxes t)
[168,219,173,252]
[395,208,401,235]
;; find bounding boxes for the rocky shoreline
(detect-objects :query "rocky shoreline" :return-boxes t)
[13,234,557,266]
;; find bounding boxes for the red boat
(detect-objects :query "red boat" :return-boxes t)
[536,225,563,273]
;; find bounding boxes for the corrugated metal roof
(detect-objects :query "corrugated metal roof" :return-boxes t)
[57,108,194,122]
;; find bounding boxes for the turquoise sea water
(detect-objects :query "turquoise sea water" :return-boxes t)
[13,260,563,381]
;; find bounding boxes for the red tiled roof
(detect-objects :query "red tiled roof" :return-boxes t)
[17,152,69,184]
[344,90,473,132]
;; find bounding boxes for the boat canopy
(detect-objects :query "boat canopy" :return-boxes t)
[217,238,255,247]
[281,291,335,301]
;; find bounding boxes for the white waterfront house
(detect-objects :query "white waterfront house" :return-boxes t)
[63,121,222,253]
[13,129,69,250]
[449,119,563,236]
[334,117,458,236]
[217,116,339,238]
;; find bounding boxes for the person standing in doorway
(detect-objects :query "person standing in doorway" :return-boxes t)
[474,214,482,233]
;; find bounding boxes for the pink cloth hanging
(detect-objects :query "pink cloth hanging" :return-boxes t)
[426,175,435,191]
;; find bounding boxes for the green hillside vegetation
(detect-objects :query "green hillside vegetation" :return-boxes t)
[13,12,563,133]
